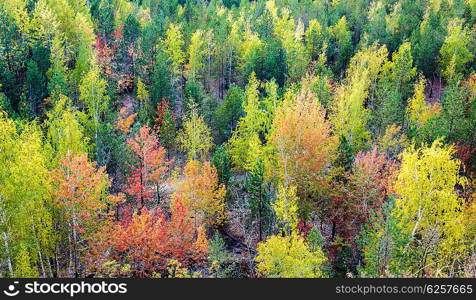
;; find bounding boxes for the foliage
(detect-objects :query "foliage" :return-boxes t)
[270,87,336,211]
[393,140,468,276]
[177,107,213,161]
[255,234,327,278]
[208,232,233,278]
[229,73,269,170]
[125,125,170,209]
[173,160,226,227]
[89,201,207,277]
[246,159,272,241]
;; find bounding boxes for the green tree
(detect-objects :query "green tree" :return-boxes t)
[411,10,445,77]
[151,48,172,108]
[214,85,244,143]
[329,16,353,73]
[211,145,232,186]
[359,198,415,277]
[246,159,272,242]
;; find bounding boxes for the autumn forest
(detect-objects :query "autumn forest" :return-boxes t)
[0,0,475,278]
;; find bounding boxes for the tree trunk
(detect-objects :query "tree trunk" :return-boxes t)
[2,232,13,275]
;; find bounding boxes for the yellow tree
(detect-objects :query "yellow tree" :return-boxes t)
[136,77,150,104]
[163,23,185,77]
[45,95,89,165]
[162,23,185,102]
[0,113,53,277]
[406,76,440,131]
[394,140,467,276]
[79,63,109,157]
[177,107,213,161]
[305,19,324,61]
[255,234,327,278]
[273,184,299,235]
[238,27,263,76]
[173,160,226,227]
[186,29,206,80]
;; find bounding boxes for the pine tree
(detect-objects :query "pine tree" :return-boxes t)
[246,159,272,241]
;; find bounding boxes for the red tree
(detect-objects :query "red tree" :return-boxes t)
[329,147,395,242]
[125,125,171,210]
[86,198,208,277]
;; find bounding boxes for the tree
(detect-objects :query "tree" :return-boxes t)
[79,64,110,159]
[406,76,441,141]
[229,73,268,170]
[267,3,308,81]
[88,201,208,277]
[371,42,417,135]
[163,23,185,76]
[255,233,327,278]
[359,198,415,277]
[270,87,337,210]
[136,77,151,123]
[329,147,395,243]
[51,152,117,277]
[214,85,244,143]
[305,19,325,61]
[177,107,213,161]
[363,0,388,46]
[393,140,468,276]
[411,10,445,77]
[186,29,206,80]
[329,16,352,73]
[208,232,233,278]
[246,159,272,241]
[211,145,232,186]
[162,23,185,102]
[273,183,299,235]
[0,114,53,278]
[166,198,208,266]
[430,75,476,145]
[88,207,166,277]
[126,125,170,209]
[237,27,264,80]
[46,35,70,97]
[25,44,49,115]
[151,48,172,109]
[439,18,474,81]
[331,44,388,152]
[156,104,177,155]
[46,95,89,164]
[173,160,226,227]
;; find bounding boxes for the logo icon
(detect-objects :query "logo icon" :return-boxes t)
[3,281,20,297]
